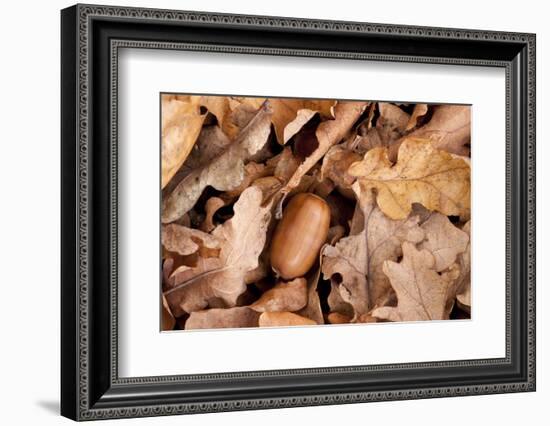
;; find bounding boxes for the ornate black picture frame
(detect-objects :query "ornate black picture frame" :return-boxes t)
[61,4,536,421]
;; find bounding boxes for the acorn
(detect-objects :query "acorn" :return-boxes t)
[270,193,330,279]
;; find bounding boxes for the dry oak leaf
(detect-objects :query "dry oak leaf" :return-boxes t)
[161,95,206,189]
[392,105,471,159]
[221,161,273,200]
[185,307,261,330]
[296,266,325,324]
[405,103,429,131]
[268,147,300,182]
[250,278,308,313]
[259,311,317,327]
[162,103,272,223]
[349,137,471,220]
[322,231,369,318]
[321,144,362,189]
[269,98,336,144]
[182,125,232,173]
[372,242,460,322]
[251,176,283,202]
[164,186,273,316]
[163,125,233,198]
[414,105,470,155]
[276,101,368,215]
[327,281,354,319]
[190,95,230,126]
[222,97,267,139]
[348,129,385,156]
[161,224,221,257]
[376,103,410,144]
[419,213,469,272]
[349,184,425,308]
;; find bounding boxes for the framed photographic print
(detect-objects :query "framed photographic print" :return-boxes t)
[61,3,536,421]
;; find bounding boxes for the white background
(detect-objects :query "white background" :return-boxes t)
[119,50,505,377]
[0,0,547,425]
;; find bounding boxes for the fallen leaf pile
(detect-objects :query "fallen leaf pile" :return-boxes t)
[160,94,471,331]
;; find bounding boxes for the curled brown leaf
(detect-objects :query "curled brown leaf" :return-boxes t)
[250,278,308,312]
[200,197,226,233]
[258,311,317,327]
[277,101,368,216]
[270,98,336,144]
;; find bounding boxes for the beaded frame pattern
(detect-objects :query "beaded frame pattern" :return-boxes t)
[73,4,535,420]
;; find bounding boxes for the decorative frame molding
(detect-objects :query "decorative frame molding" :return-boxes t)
[61,3,536,421]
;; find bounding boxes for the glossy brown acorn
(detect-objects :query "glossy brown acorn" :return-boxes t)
[270,193,331,279]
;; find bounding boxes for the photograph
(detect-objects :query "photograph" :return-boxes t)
[58,3,536,420]
[160,95,472,331]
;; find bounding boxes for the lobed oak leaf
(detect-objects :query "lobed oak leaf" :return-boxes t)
[161,224,221,257]
[349,137,471,220]
[322,231,369,318]
[162,103,272,222]
[372,242,460,322]
[419,213,469,272]
[349,184,424,308]
[164,187,273,315]
[390,105,470,160]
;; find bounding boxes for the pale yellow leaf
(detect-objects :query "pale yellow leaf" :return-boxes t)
[349,137,470,220]
[161,95,206,188]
